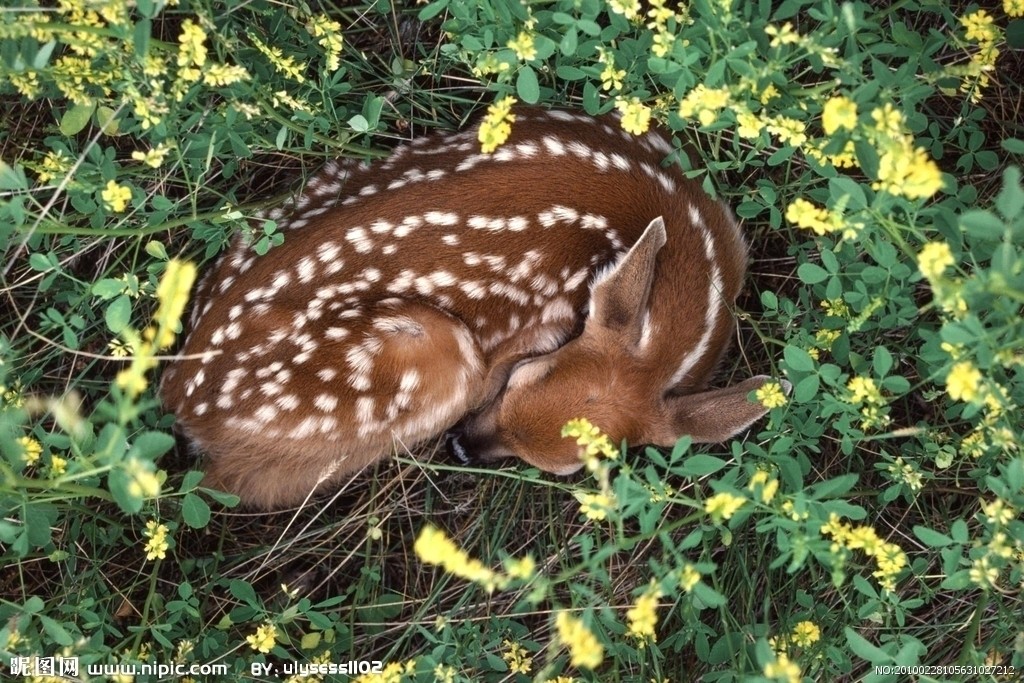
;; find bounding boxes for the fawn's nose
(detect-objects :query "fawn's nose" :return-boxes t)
[445,428,473,465]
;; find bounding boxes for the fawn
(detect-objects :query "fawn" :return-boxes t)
[160,107,779,509]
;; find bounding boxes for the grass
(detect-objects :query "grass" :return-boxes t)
[2,0,1024,681]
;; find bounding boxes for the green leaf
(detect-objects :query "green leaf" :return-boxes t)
[996,167,1024,220]
[783,345,815,373]
[960,209,1004,241]
[95,106,120,135]
[845,627,893,664]
[913,525,953,547]
[1007,18,1024,49]
[105,295,132,334]
[1002,138,1024,155]
[793,374,819,402]
[808,473,858,500]
[516,66,540,103]
[180,470,205,493]
[229,579,262,608]
[128,431,176,460]
[182,493,211,529]
[680,454,727,477]
[797,262,829,284]
[348,114,369,133]
[829,176,867,211]
[417,0,448,21]
[872,345,893,378]
[60,102,95,136]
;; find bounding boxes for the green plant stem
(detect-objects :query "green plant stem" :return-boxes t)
[957,590,988,665]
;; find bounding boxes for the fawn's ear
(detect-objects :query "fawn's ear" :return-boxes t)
[649,376,789,444]
[585,216,667,347]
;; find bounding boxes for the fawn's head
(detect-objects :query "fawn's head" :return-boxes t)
[449,216,782,474]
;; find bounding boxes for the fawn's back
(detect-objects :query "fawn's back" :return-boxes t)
[160,107,776,509]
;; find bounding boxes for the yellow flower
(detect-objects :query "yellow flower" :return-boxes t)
[871,103,905,137]
[125,457,162,499]
[555,612,603,670]
[501,640,533,674]
[18,436,43,465]
[790,621,820,647]
[747,470,779,503]
[734,109,764,139]
[177,19,208,68]
[150,259,197,350]
[764,652,801,683]
[847,376,883,405]
[608,0,641,21]
[755,381,787,409]
[1007,0,1024,18]
[577,492,616,521]
[102,180,132,212]
[616,96,652,135]
[479,96,517,154]
[202,64,250,87]
[945,361,982,402]
[874,141,944,199]
[250,34,306,83]
[652,29,675,57]
[49,454,67,476]
[704,492,746,522]
[508,31,537,61]
[306,14,344,71]
[785,197,839,235]
[822,95,857,135]
[36,150,74,184]
[917,241,954,281]
[143,520,169,561]
[678,564,701,592]
[131,143,172,169]
[766,116,807,147]
[961,10,997,44]
[505,555,536,580]
[981,498,1015,526]
[765,22,799,47]
[414,525,506,591]
[246,623,279,653]
[625,583,662,642]
[969,556,999,588]
[679,85,730,126]
[759,83,779,105]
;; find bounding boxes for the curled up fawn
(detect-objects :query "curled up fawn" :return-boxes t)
[160,107,781,510]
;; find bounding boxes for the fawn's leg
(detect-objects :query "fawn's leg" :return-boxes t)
[175,298,486,509]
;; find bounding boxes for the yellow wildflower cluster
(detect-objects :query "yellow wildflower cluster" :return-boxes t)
[49,454,68,476]
[747,470,780,504]
[945,360,984,403]
[353,660,416,683]
[968,498,1022,589]
[765,22,800,47]
[766,116,808,148]
[102,180,132,213]
[554,612,604,669]
[124,457,161,499]
[820,514,908,592]
[704,492,746,523]
[755,381,788,409]
[413,525,532,592]
[143,520,170,561]
[645,0,688,57]
[607,0,641,22]
[625,582,662,645]
[479,96,517,153]
[131,144,173,169]
[763,652,802,683]
[3,380,25,408]
[18,436,43,466]
[576,491,616,521]
[785,197,844,236]
[874,139,945,199]
[821,95,858,135]
[250,34,306,83]
[307,15,344,72]
[116,259,196,398]
[952,10,1002,102]
[678,85,731,126]
[34,150,75,185]
[886,456,923,492]
[501,640,532,674]
[616,96,652,135]
[596,48,626,91]
[770,619,821,655]
[507,31,537,61]
[246,623,279,654]
[679,563,701,592]
[562,417,620,471]
[846,376,890,430]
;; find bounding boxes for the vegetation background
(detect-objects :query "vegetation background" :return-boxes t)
[1,0,1022,681]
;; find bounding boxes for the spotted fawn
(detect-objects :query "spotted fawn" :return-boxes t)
[160,107,779,509]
